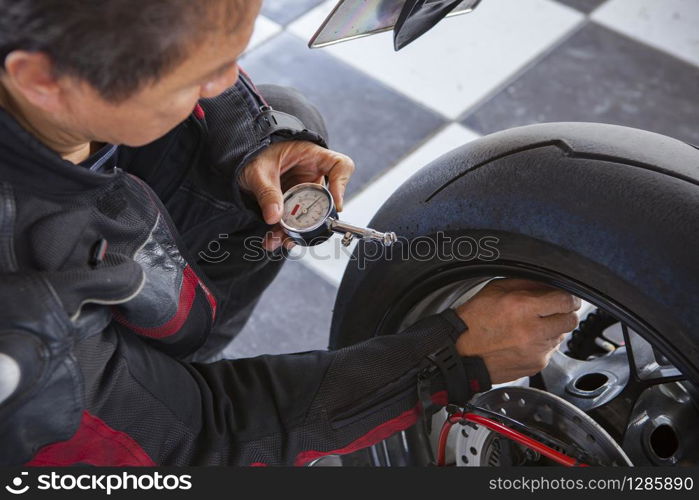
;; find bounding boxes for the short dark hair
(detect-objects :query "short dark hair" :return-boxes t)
[0,0,245,102]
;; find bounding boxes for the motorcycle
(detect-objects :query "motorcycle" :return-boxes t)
[310,0,699,466]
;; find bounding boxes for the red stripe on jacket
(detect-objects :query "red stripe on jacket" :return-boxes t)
[26,411,155,467]
[114,265,204,339]
[294,391,448,466]
[193,104,205,120]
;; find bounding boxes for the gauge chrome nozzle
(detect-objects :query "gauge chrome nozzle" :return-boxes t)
[328,218,398,247]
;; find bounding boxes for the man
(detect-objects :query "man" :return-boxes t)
[0,0,580,466]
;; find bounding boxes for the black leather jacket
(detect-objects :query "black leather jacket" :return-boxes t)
[0,74,490,466]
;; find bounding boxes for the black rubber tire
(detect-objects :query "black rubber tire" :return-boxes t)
[330,122,699,384]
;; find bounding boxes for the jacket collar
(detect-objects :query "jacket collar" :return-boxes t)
[0,106,115,196]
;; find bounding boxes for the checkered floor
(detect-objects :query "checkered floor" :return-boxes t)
[223,0,699,358]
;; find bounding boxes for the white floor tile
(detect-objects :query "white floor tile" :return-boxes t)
[246,16,282,53]
[592,0,699,68]
[296,124,481,285]
[289,0,583,119]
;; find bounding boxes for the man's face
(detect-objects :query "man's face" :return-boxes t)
[61,3,259,147]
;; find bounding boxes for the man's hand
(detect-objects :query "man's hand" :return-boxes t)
[454,279,582,384]
[238,140,355,250]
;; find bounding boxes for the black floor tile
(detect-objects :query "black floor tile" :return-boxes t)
[241,32,447,198]
[461,22,699,146]
[222,261,336,358]
[554,0,608,14]
[261,0,326,26]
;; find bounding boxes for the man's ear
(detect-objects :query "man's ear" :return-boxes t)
[3,51,63,112]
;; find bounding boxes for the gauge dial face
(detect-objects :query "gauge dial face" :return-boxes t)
[282,184,332,231]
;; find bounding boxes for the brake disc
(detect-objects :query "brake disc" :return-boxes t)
[454,387,632,466]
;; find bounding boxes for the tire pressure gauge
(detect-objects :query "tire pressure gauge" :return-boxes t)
[280,183,398,247]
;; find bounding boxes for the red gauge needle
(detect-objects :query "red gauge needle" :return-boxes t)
[291,204,301,216]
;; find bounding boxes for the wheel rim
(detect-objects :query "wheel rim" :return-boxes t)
[362,261,699,466]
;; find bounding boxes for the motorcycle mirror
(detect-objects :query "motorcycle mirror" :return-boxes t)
[394,0,480,51]
[309,0,482,51]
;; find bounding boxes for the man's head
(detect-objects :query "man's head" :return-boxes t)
[0,0,260,148]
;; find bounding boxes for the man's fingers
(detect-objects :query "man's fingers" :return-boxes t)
[545,333,568,350]
[263,226,296,252]
[537,312,580,338]
[251,141,355,214]
[263,228,283,251]
[324,151,355,212]
[247,165,284,225]
[263,227,289,251]
[527,288,581,317]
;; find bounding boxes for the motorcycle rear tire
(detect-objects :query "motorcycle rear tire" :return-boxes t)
[330,122,699,384]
